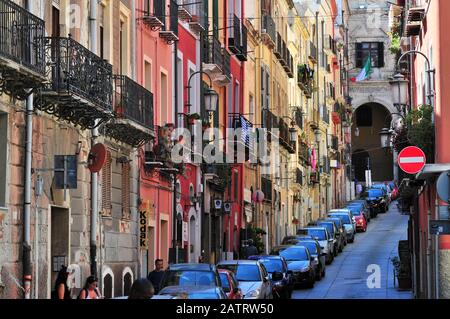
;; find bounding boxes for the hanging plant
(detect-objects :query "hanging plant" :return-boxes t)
[406,105,435,162]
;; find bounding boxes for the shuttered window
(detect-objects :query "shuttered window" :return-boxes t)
[102,151,112,217]
[122,162,131,220]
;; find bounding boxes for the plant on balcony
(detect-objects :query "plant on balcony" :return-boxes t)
[388,22,402,60]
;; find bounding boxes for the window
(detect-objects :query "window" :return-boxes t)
[102,151,112,217]
[121,162,130,220]
[249,95,254,124]
[355,42,384,68]
[144,60,152,92]
[160,72,168,125]
[0,113,7,207]
[99,4,105,59]
[52,6,60,37]
[233,170,239,202]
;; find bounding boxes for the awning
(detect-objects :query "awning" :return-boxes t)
[416,164,450,180]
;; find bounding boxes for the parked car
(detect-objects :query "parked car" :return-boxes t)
[281,235,314,245]
[315,220,340,256]
[217,260,273,299]
[372,184,391,208]
[324,217,347,247]
[328,210,356,243]
[159,263,221,291]
[271,245,316,288]
[248,255,294,299]
[389,181,399,200]
[347,201,371,222]
[346,205,367,232]
[297,227,334,264]
[295,239,327,279]
[362,188,388,213]
[218,269,243,299]
[155,285,227,299]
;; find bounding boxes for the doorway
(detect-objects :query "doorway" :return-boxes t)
[50,206,70,290]
[189,215,196,262]
[160,220,168,267]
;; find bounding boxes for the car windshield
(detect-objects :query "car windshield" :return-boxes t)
[317,223,334,236]
[218,264,261,282]
[368,189,383,197]
[188,292,220,299]
[330,214,351,224]
[305,229,326,240]
[296,242,318,255]
[258,259,284,273]
[162,271,216,287]
[280,247,308,261]
[346,207,362,216]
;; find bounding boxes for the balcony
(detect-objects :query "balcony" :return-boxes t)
[229,15,247,62]
[202,34,231,86]
[274,32,283,59]
[279,117,296,154]
[320,105,329,124]
[102,75,154,147]
[159,0,179,44]
[310,171,319,184]
[202,162,232,191]
[324,35,336,55]
[332,102,342,124]
[294,108,303,130]
[405,6,425,36]
[297,64,314,99]
[35,36,113,130]
[331,135,339,151]
[229,113,254,162]
[187,1,206,33]
[283,49,294,78]
[321,156,330,174]
[143,0,165,30]
[261,15,276,47]
[309,42,317,63]
[0,0,46,100]
[299,143,310,166]
[261,177,272,201]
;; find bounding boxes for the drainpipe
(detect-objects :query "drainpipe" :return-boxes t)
[172,35,179,263]
[22,0,34,300]
[427,207,432,298]
[90,0,98,278]
[131,0,137,80]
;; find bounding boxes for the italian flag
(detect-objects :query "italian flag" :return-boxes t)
[351,56,373,82]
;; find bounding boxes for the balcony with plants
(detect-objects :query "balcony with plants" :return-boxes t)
[102,75,155,148]
[297,64,314,99]
[0,0,46,100]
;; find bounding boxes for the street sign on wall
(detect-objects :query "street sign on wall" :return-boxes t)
[436,171,450,203]
[398,146,426,175]
[140,211,149,249]
[430,220,450,235]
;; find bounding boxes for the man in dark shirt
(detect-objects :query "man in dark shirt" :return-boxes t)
[245,240,259,259]
[147,259,164,294]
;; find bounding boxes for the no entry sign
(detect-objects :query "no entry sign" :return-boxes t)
[398,146,426,175]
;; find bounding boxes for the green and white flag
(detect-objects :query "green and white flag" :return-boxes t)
[352,56,373,82]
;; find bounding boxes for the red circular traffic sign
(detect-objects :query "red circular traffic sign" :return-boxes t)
[398,146,426,175]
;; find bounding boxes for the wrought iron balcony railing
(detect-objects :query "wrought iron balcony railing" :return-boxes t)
[180,0,207,33]
[296,169,303,185]
[274,32,283,59]
[35,36,113,129]
[203,35,223,69]
[143,0,166,30]
[222,47,231,79]
[309,41,317,63]
[159,0,179,44]
[103,75,154,147]
[236,22,248,62]
[331,135,339,151]
[228,15,241,55]
[0,0,46,100]
[261,15,276,47]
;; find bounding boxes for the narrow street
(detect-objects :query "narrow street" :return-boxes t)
[292,202,413,299]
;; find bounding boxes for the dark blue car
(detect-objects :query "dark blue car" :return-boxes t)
[248,255,294,299]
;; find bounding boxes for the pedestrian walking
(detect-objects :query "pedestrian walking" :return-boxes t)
[52,265,72,299]
[78,276,102,299]
[128,278,155,299]
[147,259,164,294]
[245,239,259,259]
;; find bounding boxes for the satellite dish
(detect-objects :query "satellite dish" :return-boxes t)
[88,143,107,173]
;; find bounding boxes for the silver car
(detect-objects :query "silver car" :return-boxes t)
[217,260,273,299]
[297,227,334,264]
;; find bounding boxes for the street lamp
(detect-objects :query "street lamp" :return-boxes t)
[314,129,322,143]
[389,73,409,114]
[204,88,219,113]
[379,127,392,149]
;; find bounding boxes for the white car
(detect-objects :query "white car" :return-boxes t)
[217,260,273,299]
[328,209,356,243]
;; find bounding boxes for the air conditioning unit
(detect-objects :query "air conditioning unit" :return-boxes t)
[224,202,232,213]
[214,199,223,210]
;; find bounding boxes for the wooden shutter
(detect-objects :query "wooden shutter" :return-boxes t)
[122,162,131,220]
[355,43,363,68]
[377,42,385,68]
[102,151,112,217]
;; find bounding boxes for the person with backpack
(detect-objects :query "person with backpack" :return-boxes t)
[52,265,72,299]
[78,276,102,299]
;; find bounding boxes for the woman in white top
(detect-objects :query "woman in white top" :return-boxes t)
[79,276,102,299]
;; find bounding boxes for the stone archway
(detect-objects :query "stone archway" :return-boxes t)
[352,102,394,182]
